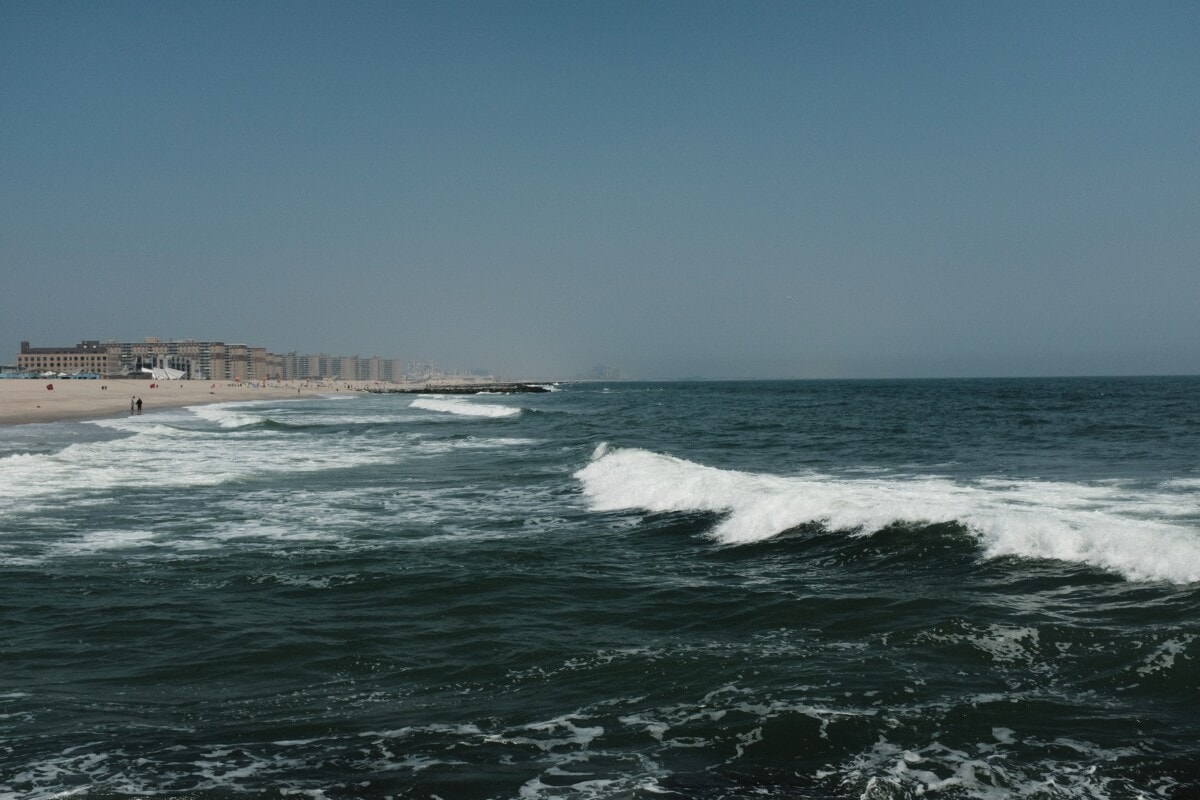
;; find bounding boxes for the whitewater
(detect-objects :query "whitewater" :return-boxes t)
[576,444,1200,583]
[1,377,1198,799]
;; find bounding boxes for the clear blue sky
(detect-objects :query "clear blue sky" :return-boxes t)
[3,1,1197,378]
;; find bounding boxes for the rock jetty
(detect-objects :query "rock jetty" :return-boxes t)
[366,383,552,395]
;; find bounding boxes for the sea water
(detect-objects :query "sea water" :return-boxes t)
[1,378,1198,799]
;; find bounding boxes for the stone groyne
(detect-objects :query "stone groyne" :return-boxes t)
[365,383,552,395]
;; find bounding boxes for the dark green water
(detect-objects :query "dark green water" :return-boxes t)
[2,378,1198,798]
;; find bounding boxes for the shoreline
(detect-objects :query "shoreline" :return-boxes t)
[0,377,557,426]
[0,379,401,426]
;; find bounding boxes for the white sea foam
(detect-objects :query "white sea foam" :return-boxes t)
[1162,478,1200,489]
[0,409,393,517]
[838,730,1145,800]
[415,436,538,455]
[574,446,1200,584]
[920,624,1044,666]
[1135,635,1194,676]
[185,404,266,428]
[491,715,605,753]
[411,397,521,418]
[52,530,159,555]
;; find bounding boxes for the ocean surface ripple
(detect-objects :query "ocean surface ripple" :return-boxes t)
[1,378,1198,799]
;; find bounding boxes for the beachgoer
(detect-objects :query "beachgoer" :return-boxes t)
[130,397,135,413]
[136,397,143,413]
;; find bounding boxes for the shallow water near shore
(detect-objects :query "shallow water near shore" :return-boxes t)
[2,378,1199,799]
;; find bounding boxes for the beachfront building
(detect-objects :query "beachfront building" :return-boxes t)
[118,338,205,379]
[221,343,269,382]
[273,352,404,382]
[117,339,227,381]
[17,340,406,382]
[17,339,271,381]
[355,356,405,382]
[18,341,119,376]
[357,357,383,382]
[276,352,317,380]
[119,339,273,381]
[285,353,328,380]
[329,355,358,381]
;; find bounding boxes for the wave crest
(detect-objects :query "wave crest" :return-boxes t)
[574,446,1200,584]
[411,397,521,418]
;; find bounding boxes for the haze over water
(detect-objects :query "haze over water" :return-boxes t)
[3,3,1198,378]
[2,378,1198,798]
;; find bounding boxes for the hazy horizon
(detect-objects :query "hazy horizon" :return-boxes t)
[3,2,1197,380]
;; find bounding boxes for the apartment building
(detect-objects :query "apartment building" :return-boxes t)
[18,340,405,382]
[19,339,267,381]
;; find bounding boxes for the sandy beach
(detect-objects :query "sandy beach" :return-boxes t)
[0,379,389,426]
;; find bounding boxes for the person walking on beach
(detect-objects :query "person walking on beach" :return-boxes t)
[136,397,143,414]
[130,396,135,414]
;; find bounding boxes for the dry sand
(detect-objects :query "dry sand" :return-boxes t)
[0,379,387,426]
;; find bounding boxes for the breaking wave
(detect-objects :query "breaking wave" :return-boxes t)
[411,396,521,418]
[574,445,1200,584]
[185,403,269,428]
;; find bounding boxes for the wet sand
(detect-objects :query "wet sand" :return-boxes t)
[0,379,390,425]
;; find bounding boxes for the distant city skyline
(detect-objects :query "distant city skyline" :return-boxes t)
[9,335,597,382]
[13,336,414,382]
[3,2,1197,379]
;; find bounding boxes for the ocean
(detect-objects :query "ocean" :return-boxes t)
[1,377,1198,799]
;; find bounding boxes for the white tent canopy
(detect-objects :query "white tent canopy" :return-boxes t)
[141,366,186,380]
